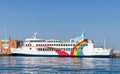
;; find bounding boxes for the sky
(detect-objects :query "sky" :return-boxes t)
[0,0,120,49]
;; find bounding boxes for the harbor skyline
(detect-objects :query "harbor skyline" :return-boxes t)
[0,0,120,49]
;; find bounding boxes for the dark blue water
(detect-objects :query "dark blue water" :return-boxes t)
[0,57,120,74]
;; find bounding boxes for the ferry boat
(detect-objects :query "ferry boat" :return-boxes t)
[11,32,113,57]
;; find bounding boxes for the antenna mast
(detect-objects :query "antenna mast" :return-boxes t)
[4,27,8,40]
[104,37,106,49]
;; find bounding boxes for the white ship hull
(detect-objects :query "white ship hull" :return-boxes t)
[11,46,113,58]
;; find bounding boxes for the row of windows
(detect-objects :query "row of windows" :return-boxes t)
[30,40,46,42]
[47,41,62,43]
[26,44,32,46]
[29,40,63,43]
[36,44,76,46]
[26,44,87,47]
[36,48,82,51]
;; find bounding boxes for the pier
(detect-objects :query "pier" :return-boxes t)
[113,50,120,58]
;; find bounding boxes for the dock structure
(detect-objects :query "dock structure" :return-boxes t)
[0,40,22,56]
[113,50,120,58]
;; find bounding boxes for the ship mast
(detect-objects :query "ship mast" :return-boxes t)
[104,37,106,49]
[33,32,38,39]
[4,27,8,40]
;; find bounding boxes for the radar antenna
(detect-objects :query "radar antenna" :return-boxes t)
[33,32,38,39]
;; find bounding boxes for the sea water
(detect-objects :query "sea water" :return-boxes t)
[0,56,120,74]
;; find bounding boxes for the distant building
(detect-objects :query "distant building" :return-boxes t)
[0,40,22,54]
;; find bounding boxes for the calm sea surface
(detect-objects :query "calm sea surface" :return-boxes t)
[0,56,120,74]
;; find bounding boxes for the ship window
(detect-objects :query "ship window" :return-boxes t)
[40,49,42,51]
[51,48,53,51]
[37,48,41,51]
[52,48,53,51]
[41,48,42,51]
[65,48,67,51]
[68,48,71,51]
[66,48,68,51]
